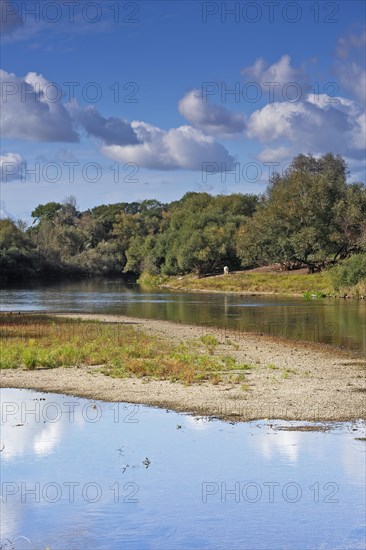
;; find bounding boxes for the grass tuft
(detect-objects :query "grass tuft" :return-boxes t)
[0,314,249,385]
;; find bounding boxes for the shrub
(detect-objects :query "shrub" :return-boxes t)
[330,254,366,290]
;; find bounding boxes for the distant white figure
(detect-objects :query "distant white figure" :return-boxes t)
[223,266,229,275]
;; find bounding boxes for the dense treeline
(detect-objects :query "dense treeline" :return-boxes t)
[1,153,365,284]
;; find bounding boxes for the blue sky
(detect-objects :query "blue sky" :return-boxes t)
[1,0,365,221]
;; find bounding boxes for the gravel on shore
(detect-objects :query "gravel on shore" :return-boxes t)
[1,313,365,422]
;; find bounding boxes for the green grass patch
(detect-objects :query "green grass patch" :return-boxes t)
[140,265,365,298]
[303,290,326,299]
[138,266,366,300]
[141,270,335,296]
[282,368,298,379]
[0,314,250,385]
[199,334,220,354]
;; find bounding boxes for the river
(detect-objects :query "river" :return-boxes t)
[1,388,365,550]
[0,279,365,354]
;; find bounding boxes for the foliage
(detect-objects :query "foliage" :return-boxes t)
[1,154,365,288]
[31,202,62,222]
[155,192,257,276]
[0,219,36,282]
[235,154,366,271]
[330,254,366,290]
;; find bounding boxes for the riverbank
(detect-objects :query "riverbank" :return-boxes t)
[139,270,366,298]
[1,313,365,422]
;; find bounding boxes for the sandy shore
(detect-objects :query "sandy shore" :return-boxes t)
[1,313,365,422]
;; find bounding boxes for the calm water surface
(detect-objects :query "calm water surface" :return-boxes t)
[0,389,365,550]
[0,279,365,353]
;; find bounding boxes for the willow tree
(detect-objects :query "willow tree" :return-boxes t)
[235,153,366,271]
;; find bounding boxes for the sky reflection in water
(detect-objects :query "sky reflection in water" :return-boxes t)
[0,388,365,550]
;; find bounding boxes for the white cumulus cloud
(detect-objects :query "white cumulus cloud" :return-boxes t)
[248,94,365,161]
[0,69,78,142]
[242,55,309,100]
[102,121,235,170]
[77,106,140,146]
[247,101,306,142]
[0,152,25,182]
[178,89,246,136]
